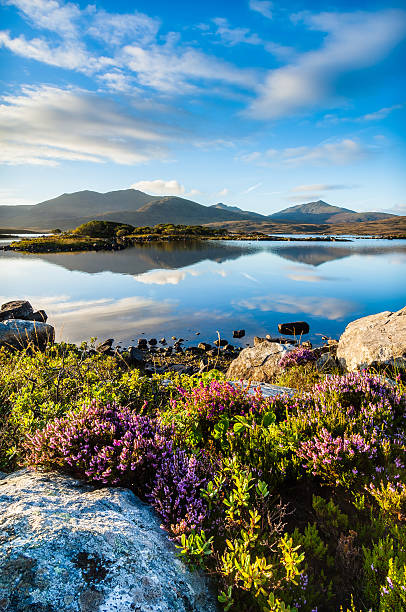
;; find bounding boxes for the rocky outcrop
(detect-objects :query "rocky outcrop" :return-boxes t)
[0,300,47,323]
[0,300,34,322]
[337,306,406,371]
[0,319,55,350]
[0,470,217,612]
[226,340,292,382]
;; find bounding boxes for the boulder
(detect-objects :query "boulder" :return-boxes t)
[124,347,145,367]
[198,342,212,352]
[232,329,245,339]
[28,309,48,323]
[0,300,33,322]
[214,339,228,347]
[226,341,292,382]
[278,321,310,336]
[0,319,54,350]
[96,339,114,354]
[0,470,217,612]
[337,306,406,371]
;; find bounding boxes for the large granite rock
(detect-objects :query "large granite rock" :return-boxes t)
[0,319,54,350]
[0,470,217,612]
[337,306,406,371]
[226,340,292,382]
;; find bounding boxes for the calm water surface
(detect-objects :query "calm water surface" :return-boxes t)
[0,238,405,346]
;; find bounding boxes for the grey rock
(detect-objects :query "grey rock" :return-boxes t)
[0,470,218,612]
[337,306,406,371]
[228,381,295,398]
[226,341,292,382]
[0,300,33,322]
[0,319,54,350]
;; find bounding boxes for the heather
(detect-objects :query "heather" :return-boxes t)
[1,343,406,611]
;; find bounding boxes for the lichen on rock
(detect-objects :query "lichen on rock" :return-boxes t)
[0,469,218,612]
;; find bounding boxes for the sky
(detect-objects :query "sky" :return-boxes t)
[0,0,405,215]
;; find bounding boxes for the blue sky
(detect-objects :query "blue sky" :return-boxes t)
[0,0,405,214]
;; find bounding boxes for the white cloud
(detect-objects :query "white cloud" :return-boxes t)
[248,10,406,118]
[218,188,229,197]
[292,184,355,192]
[237,294,356,320]
[0,31,100,72]
[249,0,273,20]
[11,295,177,344]
[121,40,257,93]
[131,179,185,196]
[240,138,372,167]
[243,182,262,194]
[362,104,403,121]
[5,0,80,38]
[87,9,160,46]
[212,17,262,46]
[284,139,369,165]
[135,270,186,285]
[0,85,168,166]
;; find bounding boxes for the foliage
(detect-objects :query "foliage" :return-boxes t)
[72,220,135,238]
[1,341,406,611]
[278,347,318,370]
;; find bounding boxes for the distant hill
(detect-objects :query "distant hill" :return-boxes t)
[0,190,267,230]
[269,200,395,224]
[0,191,397,231]
[211,203,264,218]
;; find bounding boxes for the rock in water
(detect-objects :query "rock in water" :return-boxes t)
[0,300,34,322]
[0,319,54,350]
[226,341,292,382]
[0,470,217,612]
[337,306,406,371]
[278,321,309,335]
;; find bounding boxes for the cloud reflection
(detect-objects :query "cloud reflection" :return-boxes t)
[236,294,356,320]
[0,295,178,344]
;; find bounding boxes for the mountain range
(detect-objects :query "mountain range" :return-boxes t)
[0,189,396,231]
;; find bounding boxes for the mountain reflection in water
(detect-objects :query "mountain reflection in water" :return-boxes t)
[1,238,405,345]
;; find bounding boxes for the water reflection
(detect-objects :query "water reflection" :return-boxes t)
[1,238,405,345]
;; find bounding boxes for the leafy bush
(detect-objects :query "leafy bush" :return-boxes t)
[2,340,405,611]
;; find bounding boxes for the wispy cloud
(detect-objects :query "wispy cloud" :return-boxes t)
[243,182,263,194]
[211,17,261,47]
[237,294,356,320]
[248,10,406,119]
[240,138,372,167]
[362,104,404,121]
[0,86,169,165]
[292,184,356,192]
[249,0,273,20]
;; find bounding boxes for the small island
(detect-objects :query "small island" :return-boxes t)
[3,220,351,253]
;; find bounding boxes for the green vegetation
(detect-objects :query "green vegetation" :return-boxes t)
[1,341,405,611]
[7,222,230,252]
[72,220,135,238]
